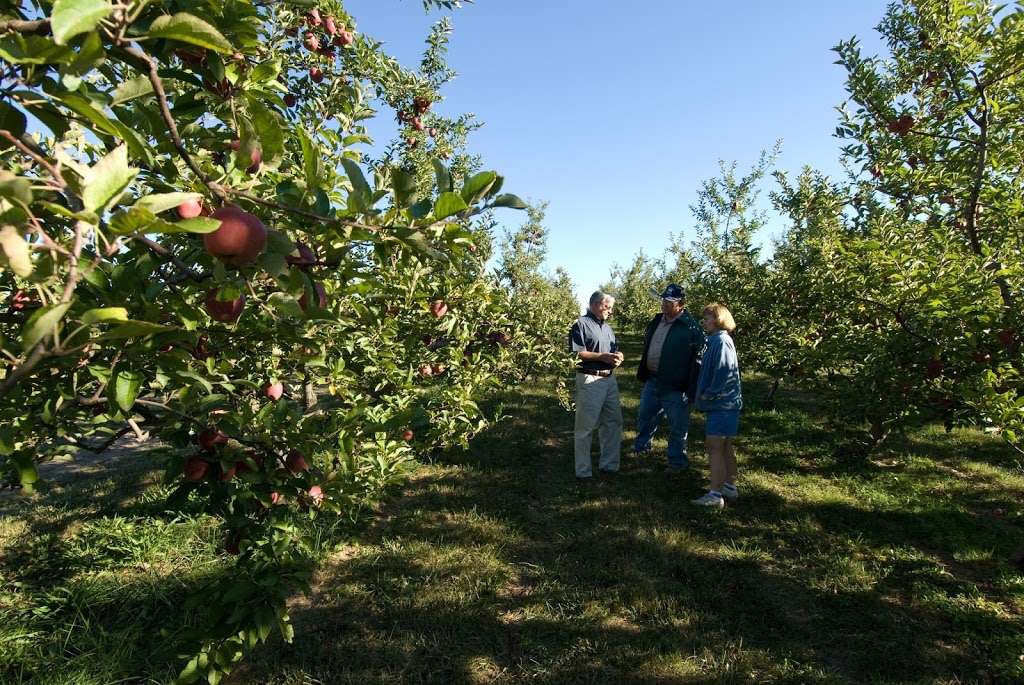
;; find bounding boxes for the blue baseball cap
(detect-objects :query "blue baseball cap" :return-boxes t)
[655,283,684,301]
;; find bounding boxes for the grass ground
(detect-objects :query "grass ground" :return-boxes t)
[2,336,1023,684]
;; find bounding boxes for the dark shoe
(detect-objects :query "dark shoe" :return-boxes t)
[598,468,620,475]
[632,445,652,456]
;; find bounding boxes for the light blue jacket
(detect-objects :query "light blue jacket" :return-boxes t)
[695,330,743,412]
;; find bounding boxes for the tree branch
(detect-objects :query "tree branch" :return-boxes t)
[0,19,50,35]
[119,45,228,202]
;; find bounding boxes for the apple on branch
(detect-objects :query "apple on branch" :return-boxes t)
[205,287,246,323]
[429,299,448,318]
[264,382,284,400]
[204,206,267,266]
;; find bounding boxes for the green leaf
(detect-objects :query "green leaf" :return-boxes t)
[460,171,497,204]
[0,171,32,205]
[433,192,467,220]
[432,159,451,193]
[80,307,128,325]
[45,88,150,162]
[395,229,446,261]
[248,59,281,84]
[142,13,233,53]
[109,206,157,235]
[110,75,154,105]
[409,199,432,220]
[491,194,528,209]
[0,101,27,148]
[22,302,72,352]
[151,217,221,234]
[341,158,372,211]
[133,192,202,215]
[21,101,69,138]
[297,128,321,190]
[97,321,175,340]
[51,0,113,45]
[391,168,417,208]
[68,30,105,74]
[82,145,138,214]
[110,369,144,412]
[12,454,38,493]
[0,34,74,64]
[247,97,285,162]
[0,225,32,277]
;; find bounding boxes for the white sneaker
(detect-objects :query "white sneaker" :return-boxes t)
[721,484,739,502]
[690,491,724,509]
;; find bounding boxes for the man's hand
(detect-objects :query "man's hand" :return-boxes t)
[613,351,625,367]
[600,352,623,366]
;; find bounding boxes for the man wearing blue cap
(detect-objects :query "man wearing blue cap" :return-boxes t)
[633,284,705,471]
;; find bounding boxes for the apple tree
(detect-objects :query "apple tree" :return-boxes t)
[758,0,1023,448]
[0,0,541,681]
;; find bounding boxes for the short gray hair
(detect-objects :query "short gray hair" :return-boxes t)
[589,291,615,306]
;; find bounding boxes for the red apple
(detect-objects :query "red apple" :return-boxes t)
[429,299,448,318]
[996,329,1017,349]
[405,137,418,148]
[286,243,318,269]
[269,491,282,505]
[306,8,321,26]
[220,462,237,481]
[304,33,320,52]
[428,127,438,138]
[286,449,308,473]
[336,30,354,46]
[192,336,209,360]
[204,206,267,266]
[184,456,209,481]
[324,16,337,35]
[228,138,241,151]
[284,93,297,108]
[309,67,324,83]
[245,147,262,174]
[225,534,241,555]
[178,198,203,219]
[198,428,228,452]
[299,281,327,311]
[412,117,425,132]
[418,364,434,378]
[264,382,284,400]
[402,429,414,442]
[431,363,446,375]
[308,485,324,505]
[205,288,246,323]
[175,47,207,65]
[414,96,431,113]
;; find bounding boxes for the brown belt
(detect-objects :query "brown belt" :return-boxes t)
[577,369,612,377]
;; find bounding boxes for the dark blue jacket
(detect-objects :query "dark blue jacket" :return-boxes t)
[637,312,705,399]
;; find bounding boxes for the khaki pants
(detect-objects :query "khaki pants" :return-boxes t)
[574,373,623,477]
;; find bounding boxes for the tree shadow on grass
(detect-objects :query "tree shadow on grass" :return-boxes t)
[264,368,1023,684]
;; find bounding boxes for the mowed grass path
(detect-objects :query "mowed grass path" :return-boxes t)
[243,337,1024,684]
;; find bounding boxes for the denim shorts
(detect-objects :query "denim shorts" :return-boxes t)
[705,410,739,437]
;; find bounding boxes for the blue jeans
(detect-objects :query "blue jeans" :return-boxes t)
[634,379,690,468]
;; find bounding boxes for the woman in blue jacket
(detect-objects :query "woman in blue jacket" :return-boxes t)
[691,303,743,509]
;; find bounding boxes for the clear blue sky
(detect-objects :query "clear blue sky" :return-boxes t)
[347,0,889,306]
